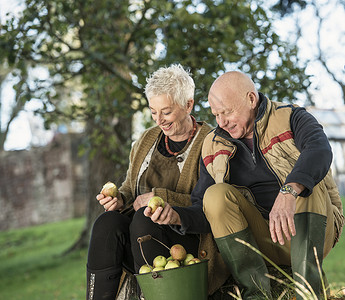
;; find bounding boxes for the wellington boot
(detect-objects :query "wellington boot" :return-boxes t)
[291,213,327,300]
[86,266,122,300]
[215,227,272,299]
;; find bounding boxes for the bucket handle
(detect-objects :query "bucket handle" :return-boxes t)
[137,235,171,278]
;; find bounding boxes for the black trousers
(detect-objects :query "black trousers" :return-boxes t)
[87,207,200,274]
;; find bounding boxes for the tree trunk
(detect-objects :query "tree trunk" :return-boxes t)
[63,115,132,254]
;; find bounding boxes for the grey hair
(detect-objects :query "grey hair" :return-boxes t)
[144,64,195,108]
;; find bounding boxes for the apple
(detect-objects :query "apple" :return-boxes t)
[170,244,187,261]
[147,196,165,213]
[187,258,201,265]
[139,264,152,274]
[153,255,167,268]
[101,181,118,197]
[183,253,194,265]
[166,256,173,262]
[164,260,180,270]
[152,266,165,272]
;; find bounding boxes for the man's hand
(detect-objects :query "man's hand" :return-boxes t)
[269,192,296,245]
[144,203,181,226]
[97,193,124,211]
[269,182,304,245]
[133,192,154,211]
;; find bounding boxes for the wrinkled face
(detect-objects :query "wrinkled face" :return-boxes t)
[149,94,193,141]
[208,88,258,139]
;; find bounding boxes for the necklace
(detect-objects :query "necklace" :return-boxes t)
[165,115,197,156]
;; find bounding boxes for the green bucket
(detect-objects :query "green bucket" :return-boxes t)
[135,260,208,300]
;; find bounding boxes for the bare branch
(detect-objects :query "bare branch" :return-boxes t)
[313,1,345,102]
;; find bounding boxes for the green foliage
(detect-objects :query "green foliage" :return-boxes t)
[156,0,311,124]
[0,0,312,234]
[271,0,308,16]
[0,0,311,137]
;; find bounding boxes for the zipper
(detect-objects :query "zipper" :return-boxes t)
[251,150,256,165]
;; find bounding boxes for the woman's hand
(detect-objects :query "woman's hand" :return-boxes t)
[96,193,124,211]
[144,203,181,226]
[133,192,154,211]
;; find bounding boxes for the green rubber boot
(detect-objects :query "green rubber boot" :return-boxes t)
[215,227,272,300]
[291,213,327,300]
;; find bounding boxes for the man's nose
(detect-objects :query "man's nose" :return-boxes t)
[217,115,227,128]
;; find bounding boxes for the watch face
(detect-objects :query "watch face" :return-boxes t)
[280,185,298,197]
[281,186,290,193]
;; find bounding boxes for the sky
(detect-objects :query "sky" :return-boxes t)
[0,0,344,150]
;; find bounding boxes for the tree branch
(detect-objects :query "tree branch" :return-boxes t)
[313,2,345,103]
[124,0,151,55]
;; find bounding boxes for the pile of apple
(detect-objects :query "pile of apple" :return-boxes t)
[139,244,201,274]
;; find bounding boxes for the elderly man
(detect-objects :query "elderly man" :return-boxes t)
[179,71,344,299]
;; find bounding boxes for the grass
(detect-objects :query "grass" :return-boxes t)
[0,217,87,300]
[0,211,344,300]
[323,230,345,297]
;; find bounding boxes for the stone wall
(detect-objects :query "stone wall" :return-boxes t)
[0,133,88,231]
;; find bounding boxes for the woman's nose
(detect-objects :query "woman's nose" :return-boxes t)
[155,114,163,125]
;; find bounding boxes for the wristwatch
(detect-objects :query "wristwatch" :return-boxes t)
[279,184,298,198]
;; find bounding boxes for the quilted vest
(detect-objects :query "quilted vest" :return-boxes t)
[202,99,344,244]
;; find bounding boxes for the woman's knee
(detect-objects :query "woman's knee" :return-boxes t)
[129,207,157,237]
[91,211,130,238]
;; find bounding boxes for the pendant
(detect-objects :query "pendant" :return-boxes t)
[176,156,184,163]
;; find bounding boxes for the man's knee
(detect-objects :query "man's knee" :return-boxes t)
[203,183,238,219]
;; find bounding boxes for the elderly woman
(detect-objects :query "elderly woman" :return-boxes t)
[86,64,212,300]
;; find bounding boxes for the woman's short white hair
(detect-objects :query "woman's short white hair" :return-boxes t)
[144,64,195,108]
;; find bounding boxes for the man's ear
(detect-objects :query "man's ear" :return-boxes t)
[248,92,258,108]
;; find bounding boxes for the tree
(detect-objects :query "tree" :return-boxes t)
[0,61,31,151]
[271,0,345,106]
[0,0,310,249]
[271,0,307,16]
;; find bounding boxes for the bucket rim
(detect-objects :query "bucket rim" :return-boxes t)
[134,259,208,277]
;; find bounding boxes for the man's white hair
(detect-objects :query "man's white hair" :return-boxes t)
[144,64,195,107]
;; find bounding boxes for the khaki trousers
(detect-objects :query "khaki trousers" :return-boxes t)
[203,183,337,266]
